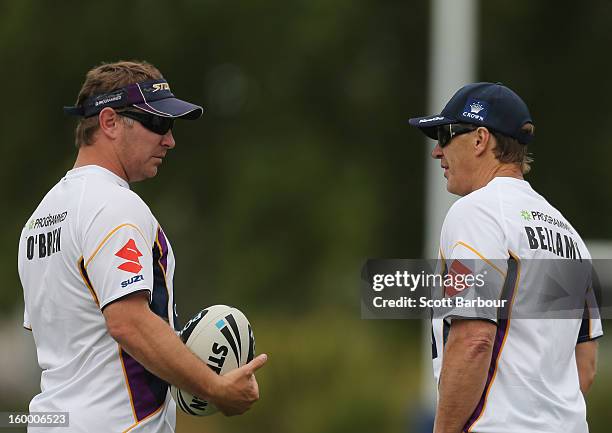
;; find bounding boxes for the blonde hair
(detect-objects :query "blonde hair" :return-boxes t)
[73,60,162,147]
[491,123,535,174]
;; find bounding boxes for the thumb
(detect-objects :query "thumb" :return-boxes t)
[245,353,268,373]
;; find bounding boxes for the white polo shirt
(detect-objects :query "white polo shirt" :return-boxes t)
[432,177,603,433]
[18,165,178,433]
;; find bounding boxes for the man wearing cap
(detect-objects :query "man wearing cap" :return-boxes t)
[18,60,267,432]
[409,82,602,433]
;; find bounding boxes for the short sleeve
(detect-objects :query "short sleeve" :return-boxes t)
[23,305,31,330]
[577,317,604,344]
[437,198,510,324]
[19,233,31,331]
[81,194,155,309]
[577,289,604,344]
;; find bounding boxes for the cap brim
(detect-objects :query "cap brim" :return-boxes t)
[133,97,204,120]
[408,114,455,140]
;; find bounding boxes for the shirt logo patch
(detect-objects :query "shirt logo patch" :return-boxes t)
[115,239,143,274]
[445,259,473,297]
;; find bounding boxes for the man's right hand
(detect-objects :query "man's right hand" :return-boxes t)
[104,293,269,416]
[210,354,268,416]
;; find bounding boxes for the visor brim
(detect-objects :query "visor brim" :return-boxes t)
[133,97,204,120]
[408,115,455,140]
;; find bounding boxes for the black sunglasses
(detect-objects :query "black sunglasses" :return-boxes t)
[437,123,478,147]
[118,110,174,135]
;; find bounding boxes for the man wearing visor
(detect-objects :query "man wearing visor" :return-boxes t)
[409,82,602,433]
[18,61,266,432]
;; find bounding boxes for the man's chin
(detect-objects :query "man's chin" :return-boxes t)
[447,185,469,197]
[129,168,158,183]
[445,181,461,196]
[146,167,159,178]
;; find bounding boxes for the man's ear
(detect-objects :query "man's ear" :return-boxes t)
[98,108,122,140]
[473,127,492,157]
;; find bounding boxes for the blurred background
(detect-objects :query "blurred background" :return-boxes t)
[1,0,610,431]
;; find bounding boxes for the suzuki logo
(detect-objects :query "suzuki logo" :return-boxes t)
[115,239,143,274]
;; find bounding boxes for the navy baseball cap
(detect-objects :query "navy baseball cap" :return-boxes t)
[409,82,534,144]
[64,78,203,119]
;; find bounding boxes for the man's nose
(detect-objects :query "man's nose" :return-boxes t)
[431,143,443,159]
[162,130,176,149]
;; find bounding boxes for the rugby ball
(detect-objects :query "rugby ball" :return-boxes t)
[171,305,255,416]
